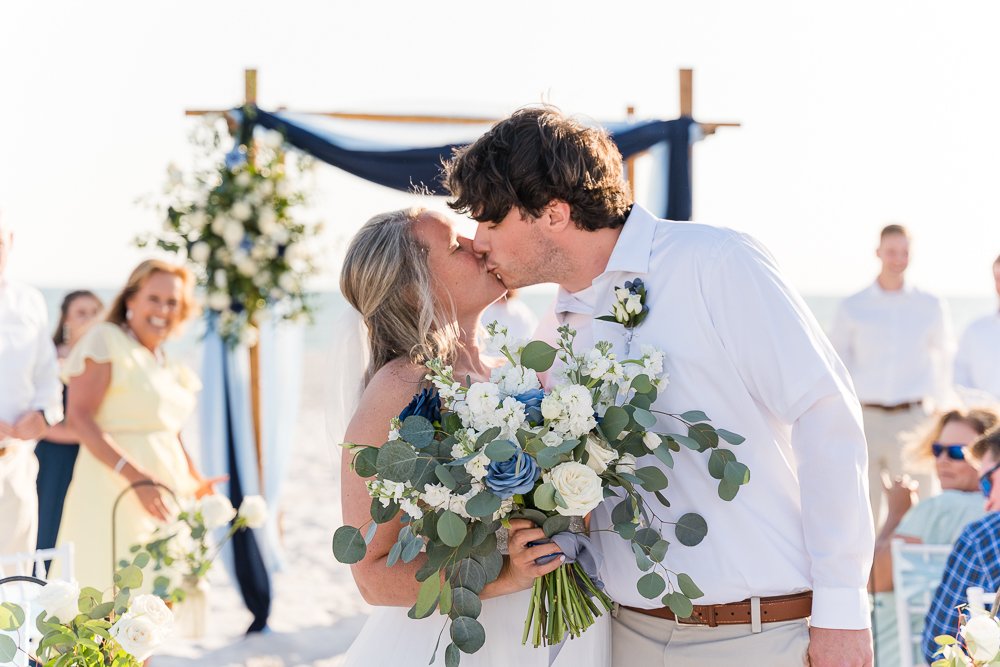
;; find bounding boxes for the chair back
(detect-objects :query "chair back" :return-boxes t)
[891,539,954,667]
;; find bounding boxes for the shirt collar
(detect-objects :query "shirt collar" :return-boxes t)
[555,204,659,315]
[869,279,915,296]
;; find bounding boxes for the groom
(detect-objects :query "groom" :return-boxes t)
[445,108,874,666]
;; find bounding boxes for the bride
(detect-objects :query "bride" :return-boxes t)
[333,208,611,666]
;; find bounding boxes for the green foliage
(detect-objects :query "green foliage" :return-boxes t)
[519,341,558,372]
[465,491,502,518]
[437,511,468,548]
[399,416,435,448]
[0,602,24,631]
[637,572,666,599]
[677,573,704,599]
[675,513,709,547]
[450,616,487,654]
[332,525,367,564]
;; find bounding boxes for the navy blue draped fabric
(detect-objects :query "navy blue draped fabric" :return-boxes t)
[221,347,272,634]
[246,107,696,220]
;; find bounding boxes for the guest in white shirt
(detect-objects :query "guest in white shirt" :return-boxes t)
[481,288,539,341]
[829,224,953,527]
[0,216,63,556]
[954,254,1000,402]
[445,108,874,667]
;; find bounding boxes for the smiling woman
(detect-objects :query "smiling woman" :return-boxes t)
[51,259,224,592]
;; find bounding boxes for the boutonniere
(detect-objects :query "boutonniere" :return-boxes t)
[598,279,648,329]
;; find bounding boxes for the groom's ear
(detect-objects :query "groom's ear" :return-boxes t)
[542,200,573,233]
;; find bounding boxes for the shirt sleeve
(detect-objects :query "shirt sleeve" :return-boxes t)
[62,323,116,383]
[928,297,955,407]
[827,301,854,371]
[952,324,975,389]
[704,232,874,629]
[30,294,63,424]
[922,527,982,663]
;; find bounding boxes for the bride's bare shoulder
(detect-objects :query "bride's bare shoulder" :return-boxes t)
[358,358,427,412]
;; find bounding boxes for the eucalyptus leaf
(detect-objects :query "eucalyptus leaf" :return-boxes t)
[611,499,636,526]
[445,642,461,667]
[632,407,657,429]
[414,574,441,619]
[630,373,654,394]
[631,542,654,571]
[637,572,666,599]
[614,522,637,539]
[679,410,709,423]
[399,415,435,448]
[543,515,571,537]
[533,483,557,511]
[689,423,719,450]
[402,533,425,563]
[371,498,400,524]
[386,540,403,567]
[716,429,746,445]
[634,527,661,548]
[671,434,702,450]
[718,478,740,501]
[635,466,669,492]
[88,602,114,620]
[0,603,23,632]
[723,460,750,486]
[466,491,502,518]
[132,551,151,568]
[435,464,458,490]
[353,447,379,477]
[438,511,468,548]
[114,564,143,590]
[0,635,16,663]
[707,449,737,480]
[651,443,674,468]
[376,441,421,482]
[535,447,565,469]
[675,513,708,547]
[508,509,547,527]
[677,573,704,599]
[471,518,500,547]
[520,341,558,373]
[484,440,518,462]
[450,587,483,619]
[476,427,502,448]
[602,406,630,440]
[663,592,694,618]
[364,522,377,545]
[472,532,499,559]
[450,616,487,654]
[649,539,669,563]
[332,525,367,564]
[449,558,487,594]
[439,581,453,616]
[473,550,504,583]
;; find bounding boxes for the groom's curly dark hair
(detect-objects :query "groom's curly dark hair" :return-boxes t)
[443,106,632,231]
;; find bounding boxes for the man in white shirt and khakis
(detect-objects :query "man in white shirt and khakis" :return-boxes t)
[829,224,952,527]
[0,216,63,556]
[446,109,874,666]
[954,254,1000,402]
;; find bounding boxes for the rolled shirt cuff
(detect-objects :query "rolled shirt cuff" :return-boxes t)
[810,586,872,630]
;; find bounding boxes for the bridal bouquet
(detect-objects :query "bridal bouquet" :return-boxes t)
[931,593,1000,666]
[334,323,749,665]
[0,564,173,666]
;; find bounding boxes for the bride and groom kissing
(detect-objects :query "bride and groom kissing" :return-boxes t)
[334,108,875,666]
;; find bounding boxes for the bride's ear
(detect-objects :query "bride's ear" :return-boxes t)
[543,200,573,233]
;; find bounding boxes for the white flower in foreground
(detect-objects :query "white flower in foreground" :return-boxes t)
[199,494,236,530]
[110,614,163,662]
[189,241,211,264]
[129,594,173,629]
[230,201,253,222]
[223,221,245,249]
[206,291,230,312]
[643,432,662,451]
[234,171,252,189]
[616,453,637,476]
[963,614,1000,662]
[238,495,268,528]
[584,435,618,474]
[548,462,603,517]
[34,580,80,624]
[541,395,564,421]
[420,484,452,510]
[464,452,490,481]
[261,130,285,150]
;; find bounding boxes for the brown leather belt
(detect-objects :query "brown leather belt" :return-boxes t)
[623,592,812,627]
[862,401,921,412]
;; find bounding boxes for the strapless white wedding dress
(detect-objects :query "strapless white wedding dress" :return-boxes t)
[342,587,611,666]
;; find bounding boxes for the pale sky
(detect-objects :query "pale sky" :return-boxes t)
[2,0,999,298]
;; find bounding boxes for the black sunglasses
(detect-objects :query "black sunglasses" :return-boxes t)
[932,443,967,461]
[980,462,1000,498]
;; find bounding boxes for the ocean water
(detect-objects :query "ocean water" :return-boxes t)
[38,287,995,358]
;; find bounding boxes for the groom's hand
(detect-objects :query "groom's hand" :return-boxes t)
[808,627,872,666]
[504,519,566,592]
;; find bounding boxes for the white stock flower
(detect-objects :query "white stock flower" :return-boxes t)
[189,241,211,264]
[584,435,618,474]
[278,272,298,293]
[420,484,452,510]
[223,221,245,249]
[541,431,563,448]
[207,291,229,312]
[230,201,253,221]
[258,208,278,233]
[238,495,268,528]
[963,614,1000,662]
[489,364,540,397]
[234,171,252,188]
[236,256,257,277]
[583,349,613,380]
[464,451,490,481]
[34,580,80,623]
[129,594,173,629]
[399,497,424,520]
[616,453,637,475]
[210,215,228,236]
[547,462,603,516]
[643,432,662,451]
[187,211,208,231]
[110,614,163,662]
[199,494,237,529]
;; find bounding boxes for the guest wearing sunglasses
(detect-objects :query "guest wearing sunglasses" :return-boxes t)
[869,408,998,667]
[923,427,1000,663]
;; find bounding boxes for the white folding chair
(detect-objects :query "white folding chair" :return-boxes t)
[890,539,954,667]
[0,543,75,582]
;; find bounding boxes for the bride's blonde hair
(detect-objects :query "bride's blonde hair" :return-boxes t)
[340,208,460,384]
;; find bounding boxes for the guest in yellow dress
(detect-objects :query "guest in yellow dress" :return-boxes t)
[57,259,223,592]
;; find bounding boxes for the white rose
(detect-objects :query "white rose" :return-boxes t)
[187,210,208,231]
[223,221,245,249]
[238,495,268,528]
[199,494,236,529]
[625,294,643,314]
[230,201,253,221]
[643,432,662,451]
[189,241,211,264]
[210,215,228,236]
[964,614,1000,662]
[110,614,163,662]
[258,208,278,233]
[278,272,298,293]
[234,171,252,188]
[584,435,618,474]
[206,291,230,312]
[33,580,80,623]
[616,453,637,475]
[547,462,603,517]
[541,395,564,421]
[614,287,630,302]
[128,594,173,629]
[236,256,257,277]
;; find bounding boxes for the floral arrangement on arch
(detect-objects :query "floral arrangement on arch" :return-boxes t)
[931,592,1000,666]
[139,115,322,346]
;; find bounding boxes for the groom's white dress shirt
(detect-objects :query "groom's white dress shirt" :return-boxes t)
[539,205,874,630]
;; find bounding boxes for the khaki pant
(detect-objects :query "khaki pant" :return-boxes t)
[612,607,810,666]
[862,404,934,528]
[0,442,39,556]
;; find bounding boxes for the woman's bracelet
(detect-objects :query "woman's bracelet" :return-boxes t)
[113,456,128,475]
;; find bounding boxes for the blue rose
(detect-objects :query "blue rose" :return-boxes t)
[514,388,545,425]
[399,387,442,424]
[485,449,540,499]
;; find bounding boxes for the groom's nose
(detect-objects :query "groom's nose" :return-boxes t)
[472,224,490,256]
